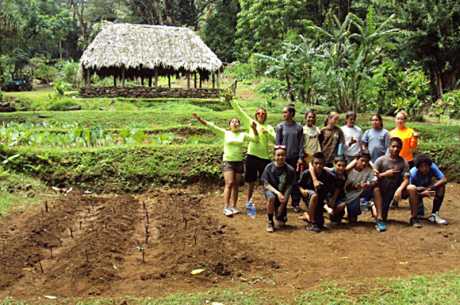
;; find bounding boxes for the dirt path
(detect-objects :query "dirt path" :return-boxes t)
[204,182,460,296]
[0,184,459,301]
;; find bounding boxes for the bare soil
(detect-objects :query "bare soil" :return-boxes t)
[0,183,459,301]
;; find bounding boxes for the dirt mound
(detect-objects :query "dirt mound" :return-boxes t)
[0,196,80,289]
[0,189,271,298]
[42,195,140,296]
[0,194,140,297]
[138,189,267,280]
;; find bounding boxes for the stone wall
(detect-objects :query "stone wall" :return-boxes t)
[79,86,222,98]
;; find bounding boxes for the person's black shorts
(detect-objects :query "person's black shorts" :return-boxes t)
[222,161,244,173]
[245,154,271,183]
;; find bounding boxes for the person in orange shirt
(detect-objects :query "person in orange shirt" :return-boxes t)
[390,110,419,168]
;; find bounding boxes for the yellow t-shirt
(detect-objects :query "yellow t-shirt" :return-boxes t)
[390,127,418,162]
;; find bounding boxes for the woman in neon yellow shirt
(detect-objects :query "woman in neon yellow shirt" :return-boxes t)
[230,100,276,208]
[390,110,419,167]
[192,112,259,217]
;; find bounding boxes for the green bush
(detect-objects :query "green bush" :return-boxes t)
[3,144,223,192]
[30,56,58,84]
[224,61,256,81]
[57,60,80,88]
[430,90,460,119]
[256,78,286,101]
[47,99,81,111]
[53,80,71,96]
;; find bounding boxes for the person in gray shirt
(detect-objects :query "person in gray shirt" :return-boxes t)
[374,137,421,228]
[275,105,304,212]
[362,114,390,162]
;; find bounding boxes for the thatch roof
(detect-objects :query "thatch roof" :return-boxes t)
[80,23,223,80]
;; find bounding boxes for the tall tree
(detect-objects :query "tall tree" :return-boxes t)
[397,0,460,99]
[202,0,239,62]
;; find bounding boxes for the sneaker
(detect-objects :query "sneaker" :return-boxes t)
[223,208,233,217]
[306,223,321,233]
[231,207,240,215]
[428,213,448,225]
[274,217,286,229]
[410,217,423,228]
[266,221,275,233]
[375,220,387,232]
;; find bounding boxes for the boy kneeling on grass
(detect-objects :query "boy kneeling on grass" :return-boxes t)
[409,154,448,225]
[261,145,296,233]
[298,152,336,233]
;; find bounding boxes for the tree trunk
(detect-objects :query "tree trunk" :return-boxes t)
[285,74,295,102]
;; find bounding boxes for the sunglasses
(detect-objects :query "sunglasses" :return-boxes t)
[274,145,287,150]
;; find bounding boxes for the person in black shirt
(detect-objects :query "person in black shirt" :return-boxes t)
[261,145,296,233]
[298,152,336,232]
[275,105,304,212]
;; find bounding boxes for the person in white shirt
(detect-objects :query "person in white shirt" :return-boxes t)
[341,111,362,163]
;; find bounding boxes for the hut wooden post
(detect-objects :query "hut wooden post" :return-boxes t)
[141,77,145,86]
[211,72,215,89]
[168,75,171,88]
[121,67,126,87]
[85,69,91,88]
[113,76,117,87]
[199,74,202,89]
[148,77,152,87]
[216,72,220,89]
[194,73,197,89]
[187,73,191,89]
[154,70,158,87]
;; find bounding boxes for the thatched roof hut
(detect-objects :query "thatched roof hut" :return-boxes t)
[80,23,223,87]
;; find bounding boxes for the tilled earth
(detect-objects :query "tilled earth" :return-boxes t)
[0,183,459,301]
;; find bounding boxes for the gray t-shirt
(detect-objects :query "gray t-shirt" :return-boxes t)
[341,125,362,158]
[261,162,296,194]
[275,122,304,160]
[362,128,390,162]
[374,155,409,193]
[345,167,376,204]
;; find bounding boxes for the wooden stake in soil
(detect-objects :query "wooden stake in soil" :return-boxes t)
[38,261,44,273]
[49,247,53,259]
[79,221,82,230]
[44,201,49,213]
[69,227,73,238]
[144,224,150,244]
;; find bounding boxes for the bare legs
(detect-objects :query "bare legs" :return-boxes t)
[247,181,256,203]
[223,170,241,209]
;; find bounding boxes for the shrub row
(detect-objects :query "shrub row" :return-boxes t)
[2,141,459,193]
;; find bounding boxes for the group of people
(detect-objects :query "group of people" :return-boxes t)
[192,101,448,233]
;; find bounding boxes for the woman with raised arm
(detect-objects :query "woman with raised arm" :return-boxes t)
[230,100,275,211]
[192,113,259,217]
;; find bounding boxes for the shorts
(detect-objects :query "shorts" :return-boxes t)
[300,189,316,207]
[222,161,244,174]
[245,155,271,183]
